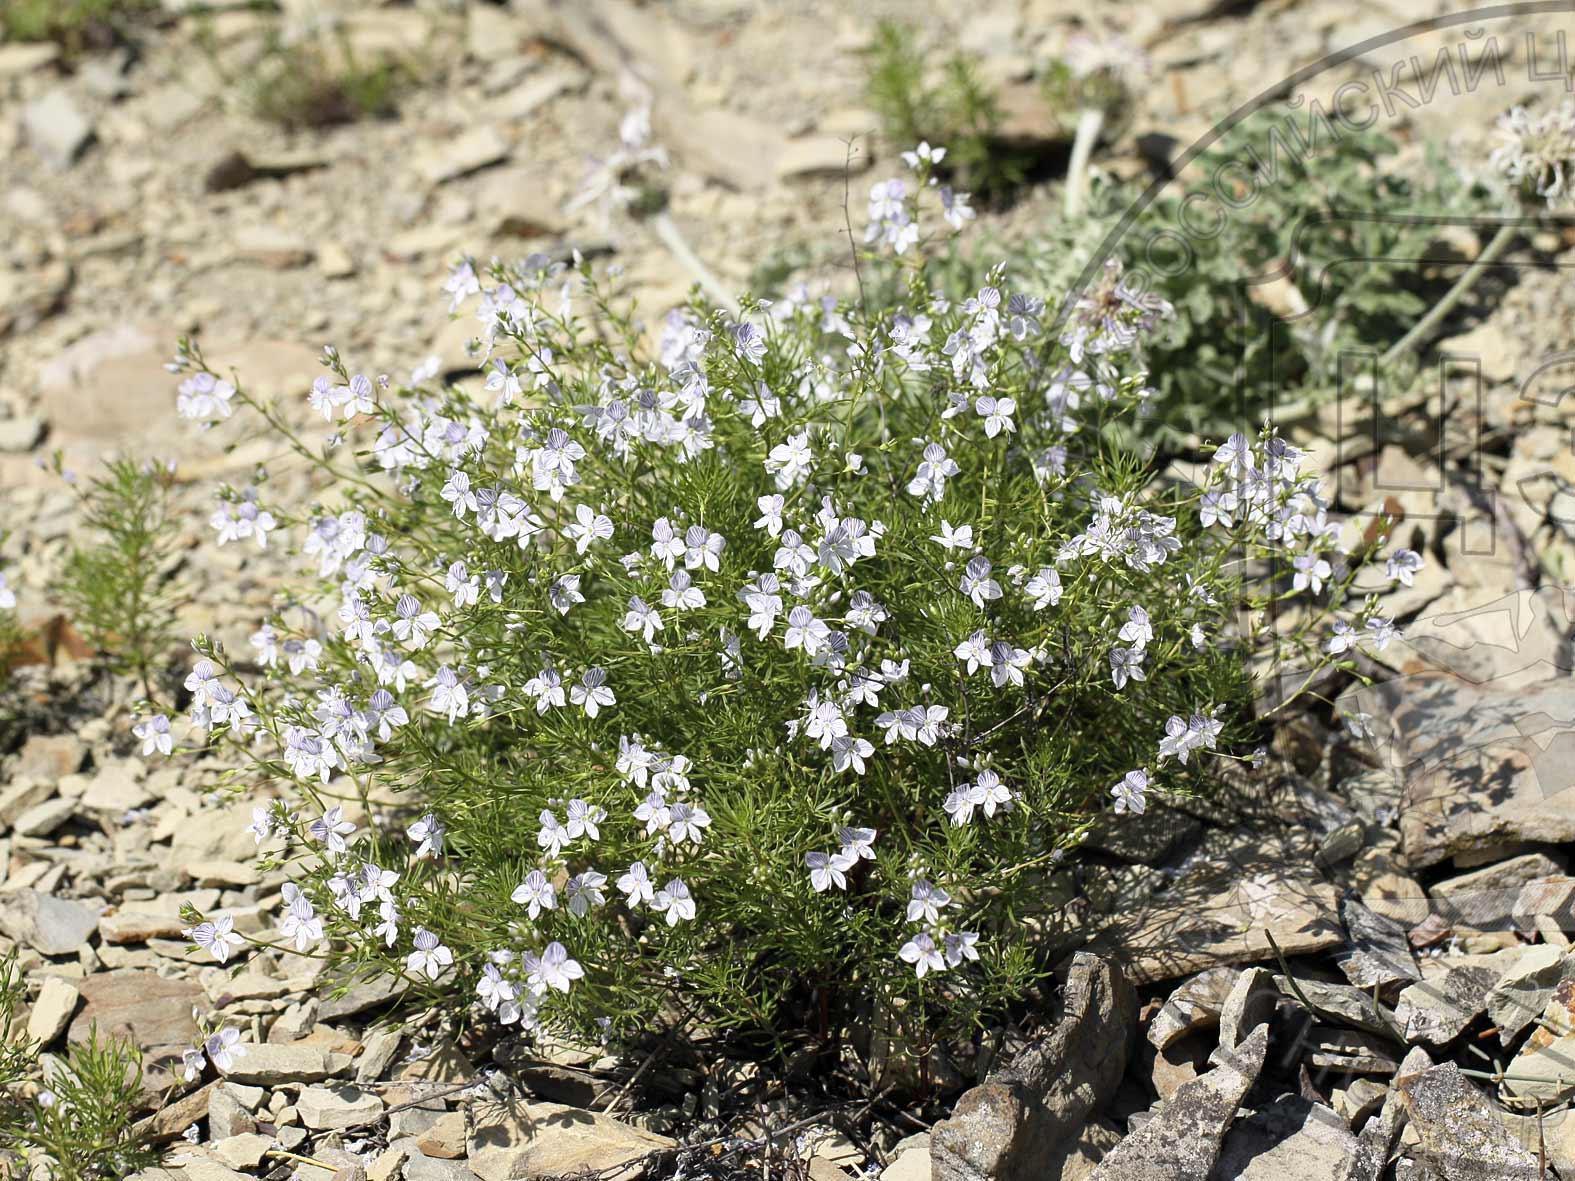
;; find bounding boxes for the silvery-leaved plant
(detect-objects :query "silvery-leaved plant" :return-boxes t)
[166,146,1410,1077]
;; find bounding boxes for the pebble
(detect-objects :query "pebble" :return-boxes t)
[0,889,101,956]
[418,125,510,185]
[22,88,94,168]
[0,415,46,452]
[219,1042,333,1085]
[297,1084,386,1131]
[25,975,81,1044]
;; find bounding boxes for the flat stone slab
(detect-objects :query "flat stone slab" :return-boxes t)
[1084,874,1342,985]
[68,970,203,1050]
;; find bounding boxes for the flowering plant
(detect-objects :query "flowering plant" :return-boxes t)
[168,149,1408,1076]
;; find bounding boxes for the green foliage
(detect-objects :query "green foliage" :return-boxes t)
[55,456,180,696]
[169,166,1397,1086]
[864,20,1030,201]
[0,953,157,1180]
[0,0,157,52]
[976,116,1498,443]
[241,33,416,130]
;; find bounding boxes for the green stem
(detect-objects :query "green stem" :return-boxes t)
[1379,221,1518,367]
[1063,107,1104,220]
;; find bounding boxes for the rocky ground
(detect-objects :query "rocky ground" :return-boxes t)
[6,0,1575,1178]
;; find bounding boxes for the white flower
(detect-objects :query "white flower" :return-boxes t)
[899,932,946,978]
[1109,646,1146,689]
[564,799,605,842]
[944,782,984,826]
[537,809,570,858]
[393,593,441,648]
[525,941,584,993]
[838,826,877,861]
[654,878,695,925]
[176,372,236,424]
[617,861,656,908]
[1292,552,1332,595]
[1387,548,1423,587]
[806,850,855,892]
[1118,606,1153,649]
[784,606,831,656]
[975,394,1016,437]
[567,504,614,554]
[570,667,615,717]
[407,812,445,858]
[477,963,517,1011]
[204,1028,246,1072]
[426,666,470,723]
[954,630,993,675]
[407,927,454,980]
[666,801,711,845]
[943,930,980,967]
[662,570,706,611]
[551,574,586,615]
[906,879,950,925]
[959,556,1002,608]
[566,870,608,916]
[1111,769,1148,814]
[975,769,1012,816]
[765,431,814,490]
[621,596,663,644]
[1025,567,1062,610]
[278,885,322,952]
[308,806,356,856]
[512,869,558,919]
[930,520,974,550]
[184,914,244,963]
[135,714,173,757]
[754,494,786,536]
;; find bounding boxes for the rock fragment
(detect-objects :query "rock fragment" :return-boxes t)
[1086,1024,1269,1181]
[932,954,1135,1181]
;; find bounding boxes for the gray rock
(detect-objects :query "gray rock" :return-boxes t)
[1147,967,1239,1050]
[1081,806,1201,865]
[68,970,203,1051]
[11,733,86,782]
[297,1084,384,1130]
[468,1100,674,1181]
[23,88,95,168]
[1217,967,1277,1053]
[14,797,76,837]
[319,970,407,1020]
[1394,964,1498,1046]
[1275,975,1398,1038]
[1430,852,1565,929]
[932,953,1136,1181]
[1350,1047,1433,1181]
[208,1084,257,1139]
[1211,1097,1360,1180]
[1086,1024,1269,1181]
[1396,1062,1541,1180]
[0,43,59,77]
[1303,1026,1400,1075]
[1337,899,1419,991]
[1512,874,1575,934]
[403,1153,475,1181]
[26,975,80,1045]
[25,976,79,1051]
[0,416,46,452]
[218,1043,332,1086]
[775,135,872,182]
[355,1027,403,1083]
[1487,944,1575,1042]
[211,1133,270,1170]
[0,890,101,956]
[419,125,510,185]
